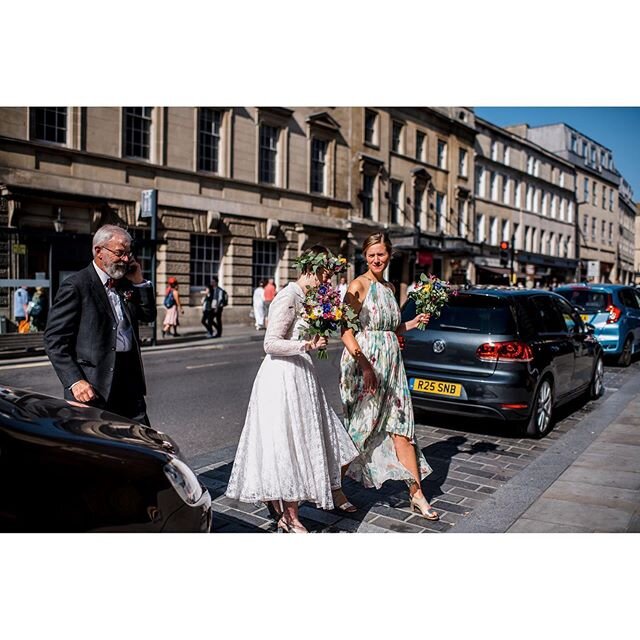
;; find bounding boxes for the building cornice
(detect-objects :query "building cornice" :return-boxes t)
[475,117,577,171]
[0,135,352,210]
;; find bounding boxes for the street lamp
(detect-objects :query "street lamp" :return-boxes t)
[53,207,65,233]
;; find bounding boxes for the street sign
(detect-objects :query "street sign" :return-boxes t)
[587,260,600,278]
[12,243,26,255]
[140,189,157,219]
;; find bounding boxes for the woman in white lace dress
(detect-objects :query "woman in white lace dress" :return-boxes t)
[226,247,358,533]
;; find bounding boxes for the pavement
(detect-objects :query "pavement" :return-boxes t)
[0,322,262,360]
[195,359,640,533]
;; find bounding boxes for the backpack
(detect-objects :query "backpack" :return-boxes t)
[163,290,175,309]
[27,299,43,317]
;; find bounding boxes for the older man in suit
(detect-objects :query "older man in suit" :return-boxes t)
[44,225,156,425]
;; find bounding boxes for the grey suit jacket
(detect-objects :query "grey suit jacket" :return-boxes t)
[44,264,156,401]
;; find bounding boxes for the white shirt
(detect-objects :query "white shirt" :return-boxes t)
[93,262,134,352]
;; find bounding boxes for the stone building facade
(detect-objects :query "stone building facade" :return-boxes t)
[618,177,636,284]
[518,123,623,283]
[344,107,477,301]
[475,119,577,287]
[0,107,636,330]
[0,107,353,325]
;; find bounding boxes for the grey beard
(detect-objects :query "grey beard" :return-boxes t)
[104,263,128,279]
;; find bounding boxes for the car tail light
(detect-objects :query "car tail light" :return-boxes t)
[476,341,534,363]
[605,304,622,324]
[501,403,529,409]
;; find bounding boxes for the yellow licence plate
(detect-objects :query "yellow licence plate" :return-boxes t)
[411,378,462,397]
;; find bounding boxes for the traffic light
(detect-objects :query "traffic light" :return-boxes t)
[499,241,510,268]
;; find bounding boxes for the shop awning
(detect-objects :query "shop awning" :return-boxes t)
[476,265,510,276]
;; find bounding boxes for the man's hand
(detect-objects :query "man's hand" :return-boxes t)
[124,257,144,284]
[71,380,98,403]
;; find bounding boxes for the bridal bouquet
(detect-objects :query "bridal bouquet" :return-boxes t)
[407,273,457,330]
[301,283,359,359]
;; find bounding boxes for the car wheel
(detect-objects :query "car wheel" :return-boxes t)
[616,336,633,367]
[525,378,553,438]
[588,355,604,400]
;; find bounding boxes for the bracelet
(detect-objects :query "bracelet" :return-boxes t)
[353,348,362,358]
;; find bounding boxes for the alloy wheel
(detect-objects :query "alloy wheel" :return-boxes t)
[591,357,604,398]
[620,337,633,367]
[534,379,553,435]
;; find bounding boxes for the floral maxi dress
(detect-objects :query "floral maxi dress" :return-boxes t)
[340,279,432,489]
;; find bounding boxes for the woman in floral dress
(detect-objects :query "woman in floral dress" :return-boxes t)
[340,232,439,520]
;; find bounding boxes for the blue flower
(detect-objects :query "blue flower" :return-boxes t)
[318,286,328,295]
[323,303,332,313]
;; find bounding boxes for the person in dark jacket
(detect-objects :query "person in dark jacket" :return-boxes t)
[202,276,228,338]
[44,225,156,425]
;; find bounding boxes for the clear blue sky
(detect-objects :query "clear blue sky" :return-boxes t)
[475,107,640,201]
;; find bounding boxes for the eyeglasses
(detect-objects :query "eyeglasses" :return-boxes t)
[99,246,133,260]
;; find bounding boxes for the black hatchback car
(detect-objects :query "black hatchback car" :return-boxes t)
[0,386,212,532]
[401,288,604,437]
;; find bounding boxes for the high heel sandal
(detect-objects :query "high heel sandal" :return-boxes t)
[276,517,308,534]
[276,517,290,533]
[410,494,439,521]
[331,489,357,513]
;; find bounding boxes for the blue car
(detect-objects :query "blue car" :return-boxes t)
[555,284,640,367]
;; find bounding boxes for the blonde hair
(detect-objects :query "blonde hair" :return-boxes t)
[362,232,392,256]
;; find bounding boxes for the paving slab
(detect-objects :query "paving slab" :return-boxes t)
[596,428,640,447]
[543,479,640,513]
[556,465,640,491]
[507,518,592,533]
[573,451,640,473]
[520,496,632,532]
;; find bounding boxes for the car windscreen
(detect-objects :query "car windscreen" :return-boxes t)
[556,289,609,312]
[402,294,515,334]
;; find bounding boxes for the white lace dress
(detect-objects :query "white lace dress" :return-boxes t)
[225,282,358,510]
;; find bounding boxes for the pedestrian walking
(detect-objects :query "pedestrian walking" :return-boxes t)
[337,276,348,302]
[339,231,438,520]
[252,280,266,330]
[44,224,156,425]
[263,277,276,326]
[13,285,29,330]
[27,287,48,332]
[201,277,228,338]
[162,276,182,338]
[226,246,358,533]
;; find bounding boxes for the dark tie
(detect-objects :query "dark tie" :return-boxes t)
[106,278,115,289]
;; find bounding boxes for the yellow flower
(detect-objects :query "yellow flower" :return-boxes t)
[335,309,343,320]
[309,311,317,320]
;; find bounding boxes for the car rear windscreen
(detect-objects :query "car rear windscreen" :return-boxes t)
[556,289,609,312]
[403,295,515,334]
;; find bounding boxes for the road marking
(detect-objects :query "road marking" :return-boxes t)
[185,361,234,370]
[0,361,52,371]
[146,343,226,355]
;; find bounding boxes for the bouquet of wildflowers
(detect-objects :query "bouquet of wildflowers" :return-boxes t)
[407,273,457,330]
[301,283,359,359]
